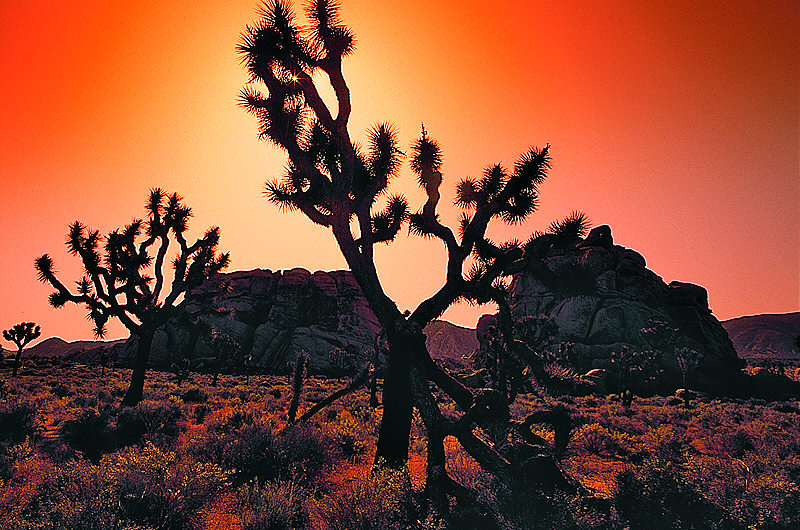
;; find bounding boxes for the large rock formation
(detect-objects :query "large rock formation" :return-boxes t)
[118,268,382,374]
[509,225,743,390]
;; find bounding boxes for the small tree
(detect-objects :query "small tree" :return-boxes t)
[675,347,700,389]
[208,328,240,387]
[35,189,229,406]
[610,346,658,406]
[3,322,41,377]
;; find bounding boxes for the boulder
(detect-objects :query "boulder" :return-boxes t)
[117,268,382,375]
[582,225,613,249]
[510,225,743,391]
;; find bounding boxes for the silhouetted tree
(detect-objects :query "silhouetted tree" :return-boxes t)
[610,346,659,406]
[35,189,229,406]
[208,328,240,387]
[238,2,579,511]
[3,322,41,377]
[675,346,700,389]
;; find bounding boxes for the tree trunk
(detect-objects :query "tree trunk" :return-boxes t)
[122,329,154,407]
[11,347,23,377]
[373,329,422,467]
[369,369,379,408]
[287,354,307,424]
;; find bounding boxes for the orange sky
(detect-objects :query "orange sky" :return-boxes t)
[1,0,798,345]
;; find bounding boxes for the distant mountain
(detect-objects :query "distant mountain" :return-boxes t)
[722,312,800,361]
[424,320,477,366]
[12,337,126,362]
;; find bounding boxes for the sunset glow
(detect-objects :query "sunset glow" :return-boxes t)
[1,0,798,344]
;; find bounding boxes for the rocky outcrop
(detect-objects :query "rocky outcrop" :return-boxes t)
[509,225,743,390]
[117,268,381,374]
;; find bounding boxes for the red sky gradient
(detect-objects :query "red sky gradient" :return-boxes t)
[1,1,798,345]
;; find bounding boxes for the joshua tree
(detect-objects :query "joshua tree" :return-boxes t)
[35,189,229,406]
[675,346,701,389]
[208,328,240,387]
[3,322,41,377]
[609,345,659,406]
[238,2,583,512]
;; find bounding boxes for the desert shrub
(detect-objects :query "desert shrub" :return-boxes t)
[113,407,148,446]
[61,409,114,461]
[0,401,36,445]
[350,402,376,423]
[733,471,800,528]
[327,413,368,457]
[51,384,73,398]
[635,423,688,461]
[220,423,278,483]
[186,406,278,483]
[103,442,230,530]
[0,452,125,530]
[681,453,800,528]
[273,423,339,484]
[315,469,411,530]
[189,410,337,486]
[716,428,755,458]
[26,459,125,529]
[70,393,99,408]
[444,436,493,493]
[96,388,115,404]
[492,485,620,530]
[114,400,183,447]
[615,458,736,529]
[194,403,211,423]
[181,386,208,403]
[570,423,632,457]
[234,480,310,529]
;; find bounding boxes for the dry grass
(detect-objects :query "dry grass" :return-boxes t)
[2,362,800,528]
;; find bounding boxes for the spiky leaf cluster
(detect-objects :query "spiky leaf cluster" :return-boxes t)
[306,0,355,58]
[547,211,589,243]
[35,190,229,338]
[411,131,442,181]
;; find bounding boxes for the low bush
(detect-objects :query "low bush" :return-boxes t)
[181,386,208,403]
[103,442,230,530]
[314,469,411,530]
[60,408,114,461]
[616,458,738,529]
[327,413,368,457]
[233,480,309,529]
[570,423,632,457]
[116,400,183,446]
[0,401,36,445]
[273,423,339,485]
